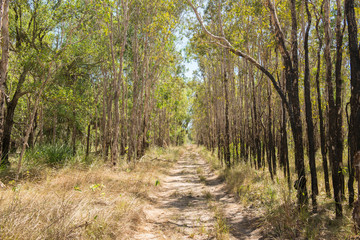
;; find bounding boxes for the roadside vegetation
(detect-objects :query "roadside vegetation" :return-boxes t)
[0,146,181,239]
[198,146,355,240]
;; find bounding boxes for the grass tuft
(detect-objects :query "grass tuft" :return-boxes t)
[25,144,73,167]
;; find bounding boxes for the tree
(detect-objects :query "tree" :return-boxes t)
[304,0,318,211]
[187,0,308,205]
[345,0,360,206]
[0,0,9,165]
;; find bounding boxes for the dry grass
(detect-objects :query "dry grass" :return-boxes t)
[201,189,229,239]
[197,146,358,240]
[0,146,180,239]
[207,201,229,240]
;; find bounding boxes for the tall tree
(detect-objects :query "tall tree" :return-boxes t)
[304,0,318,211]
[0,0,9,165]
[345,0,360,206]
[325,0,343,217]
[314,2,331,196]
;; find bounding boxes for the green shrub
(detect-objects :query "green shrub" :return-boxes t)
[25,144,73,167]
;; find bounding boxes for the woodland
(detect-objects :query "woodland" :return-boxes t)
[1,0,360,239]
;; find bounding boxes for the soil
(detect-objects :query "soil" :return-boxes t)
[133,145,262,239]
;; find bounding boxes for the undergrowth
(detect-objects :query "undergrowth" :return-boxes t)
[0,145,180,239]
[25,144,74,167]
[197,146,356,240]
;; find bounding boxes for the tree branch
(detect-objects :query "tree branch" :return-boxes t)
[186,0,292,117]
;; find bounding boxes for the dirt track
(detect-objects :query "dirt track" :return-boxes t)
[133,145,261,240]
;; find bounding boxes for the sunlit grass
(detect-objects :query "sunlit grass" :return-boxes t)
[197,145,357,239]
[0,145,180,239]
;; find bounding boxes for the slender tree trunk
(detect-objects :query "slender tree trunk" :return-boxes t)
[28,110,37,148]
[325,0,342,217]
[2,67,28,165]
[267,80,274,180]
[314,9,331,196]
[345,0,360,205]
[94,97,99,153]
[39,106,43,144]
[52,112,57,144]
[105,83,112,160]
[288,0,308,205]
[335,0,345,202]
[72,111,76,155]
[0,0,9,163]
[282,100,291,188]
[86,123,91,158]
[304,0,318,211]
[250,66,261,169]
[223,58,231,168]
[102,73,108,158]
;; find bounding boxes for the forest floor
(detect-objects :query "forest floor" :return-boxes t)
[132,145,261,239]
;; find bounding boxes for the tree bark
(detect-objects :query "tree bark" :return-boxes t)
[314,6,331,196]
[345,0,360,206]
[270,0,308,205]
[71,111,76,155]
[1,67,28,165]
[325,0,342,217]
[304,0,318,212]
[86,123,91,158]
[0,0,9,163]
[334,0,345,202]
[223,56,231,168]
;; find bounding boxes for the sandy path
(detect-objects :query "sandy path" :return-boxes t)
[133,146,261,240]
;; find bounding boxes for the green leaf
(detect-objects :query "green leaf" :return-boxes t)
[74,185,82,192]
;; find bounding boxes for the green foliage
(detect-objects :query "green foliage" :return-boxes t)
[25,144,73,167]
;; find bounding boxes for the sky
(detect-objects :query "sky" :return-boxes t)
[175,33,199,80]
[174,8,200,80]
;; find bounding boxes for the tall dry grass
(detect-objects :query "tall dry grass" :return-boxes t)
[0,146,181,239]
[197,146,356,240]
